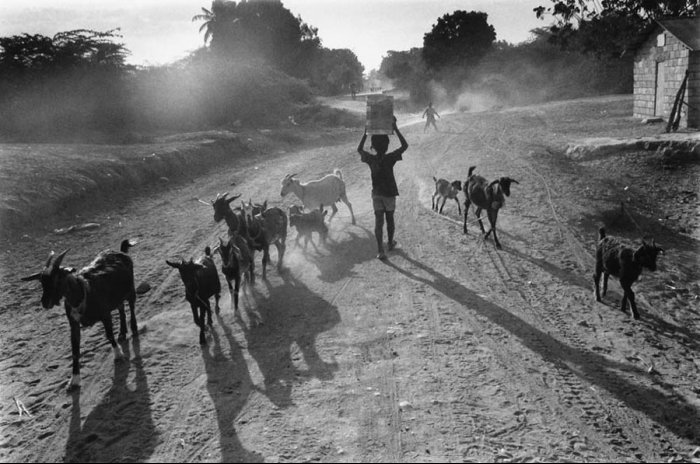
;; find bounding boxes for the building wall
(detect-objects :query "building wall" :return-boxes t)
[633,28,694,128]
[689,51,700,129]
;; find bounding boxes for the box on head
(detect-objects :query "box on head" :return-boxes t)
[366,94,394,135]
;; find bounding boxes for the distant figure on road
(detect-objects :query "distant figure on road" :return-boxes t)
[422,101,440,132]
[350,83,357,101]
[356,116,409,260]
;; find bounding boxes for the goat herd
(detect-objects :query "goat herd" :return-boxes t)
[19,169,354,391]
[433,165,665,321]
[20,165,664,392]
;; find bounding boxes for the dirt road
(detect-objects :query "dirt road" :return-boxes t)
[1,96,699,462]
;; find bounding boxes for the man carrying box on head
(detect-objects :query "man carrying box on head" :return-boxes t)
[356,115,409,260]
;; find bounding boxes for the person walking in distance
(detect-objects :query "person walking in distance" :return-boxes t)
[356,116,409,260]
[422,101,440,132]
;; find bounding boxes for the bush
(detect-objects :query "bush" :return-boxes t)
[292,103,362,128]
[0,51,315,142]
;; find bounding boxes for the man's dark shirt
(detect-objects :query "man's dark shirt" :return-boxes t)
[360,148,405,197]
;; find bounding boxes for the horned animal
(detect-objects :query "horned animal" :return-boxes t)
[215,237,252,313]
[21,239,138,391]
[594,227,664,319]
[463,166,519,249]
[240,198,288,278]
[280,169,355,224]
[199,192,256,284]
[166,247,221,345]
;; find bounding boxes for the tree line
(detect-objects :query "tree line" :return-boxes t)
[378,0,698,108]
[1,0,696,141]
[0,0,364,142]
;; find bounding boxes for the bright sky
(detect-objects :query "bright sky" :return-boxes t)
[1,0,549,71]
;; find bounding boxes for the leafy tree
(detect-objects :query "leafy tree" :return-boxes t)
[379,48,430,103]
[307,48,364,95]
[534,0,698,23]
[534,0,698,57]
[192,0,320,75]
[422,11,496,72]
[0,29,132,140]
[380,49,423,88]
[0,29,128,73]
[191,0,238,51]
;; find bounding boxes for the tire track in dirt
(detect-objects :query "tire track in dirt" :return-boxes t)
[480,114,699,459]
[401,117,697,460]
[3,98,698,462]
[478,243,643,458]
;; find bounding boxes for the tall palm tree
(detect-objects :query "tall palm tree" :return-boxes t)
[192,0,238,47]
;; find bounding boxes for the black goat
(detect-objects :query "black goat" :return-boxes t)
[215,237,252,314]
[289,206,328,249]
[594,227,664,319]
[21,239,138,391]
[166,247,221,345]
[463,166,519,249]
[241,198,288,278]
[202,192,257,284]
[432,177,462,215]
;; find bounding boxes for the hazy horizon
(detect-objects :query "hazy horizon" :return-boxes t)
[1,0,549,71]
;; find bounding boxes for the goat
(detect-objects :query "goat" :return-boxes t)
[215,237,252,314]
[289,205,328,249]
[432,177,462,215]
[463,166,519,249]
[280,169,356,225]
[594,227,664,319]
[21,239,138,391]
[166,246,221,345]
[206,192,247,237]
[240,198,288,278]
[200,192,257,284]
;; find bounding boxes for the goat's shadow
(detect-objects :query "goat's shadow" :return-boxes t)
[596,294,700,352]
[241,272,341,408]
[65,336,157,462]
[200,315,264,463]
[382,248,700,442]
[502,244,592,290]
[304,227,377,283]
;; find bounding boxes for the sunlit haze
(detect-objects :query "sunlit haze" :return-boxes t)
[1,0,548,71]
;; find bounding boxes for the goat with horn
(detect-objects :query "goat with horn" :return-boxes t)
[21,239,139,391]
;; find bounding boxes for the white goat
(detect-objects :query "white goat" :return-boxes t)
[280,169,356,225]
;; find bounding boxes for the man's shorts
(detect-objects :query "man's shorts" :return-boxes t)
[372,194,396,212]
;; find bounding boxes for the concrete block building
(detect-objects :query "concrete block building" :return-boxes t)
[633,17,700,129]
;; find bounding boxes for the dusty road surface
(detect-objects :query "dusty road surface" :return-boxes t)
[1,96,699,462]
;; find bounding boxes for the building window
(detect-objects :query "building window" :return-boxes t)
[657,33,665,47]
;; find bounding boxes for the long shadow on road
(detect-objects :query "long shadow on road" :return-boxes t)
[243,271,341,408]
[65,337,157,462]
[384,248,700,444]
[200,315,264,463]
[305,227,376,283]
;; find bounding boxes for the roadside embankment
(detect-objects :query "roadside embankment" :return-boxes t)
[0,127,358,238]
[565,132,700,160]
